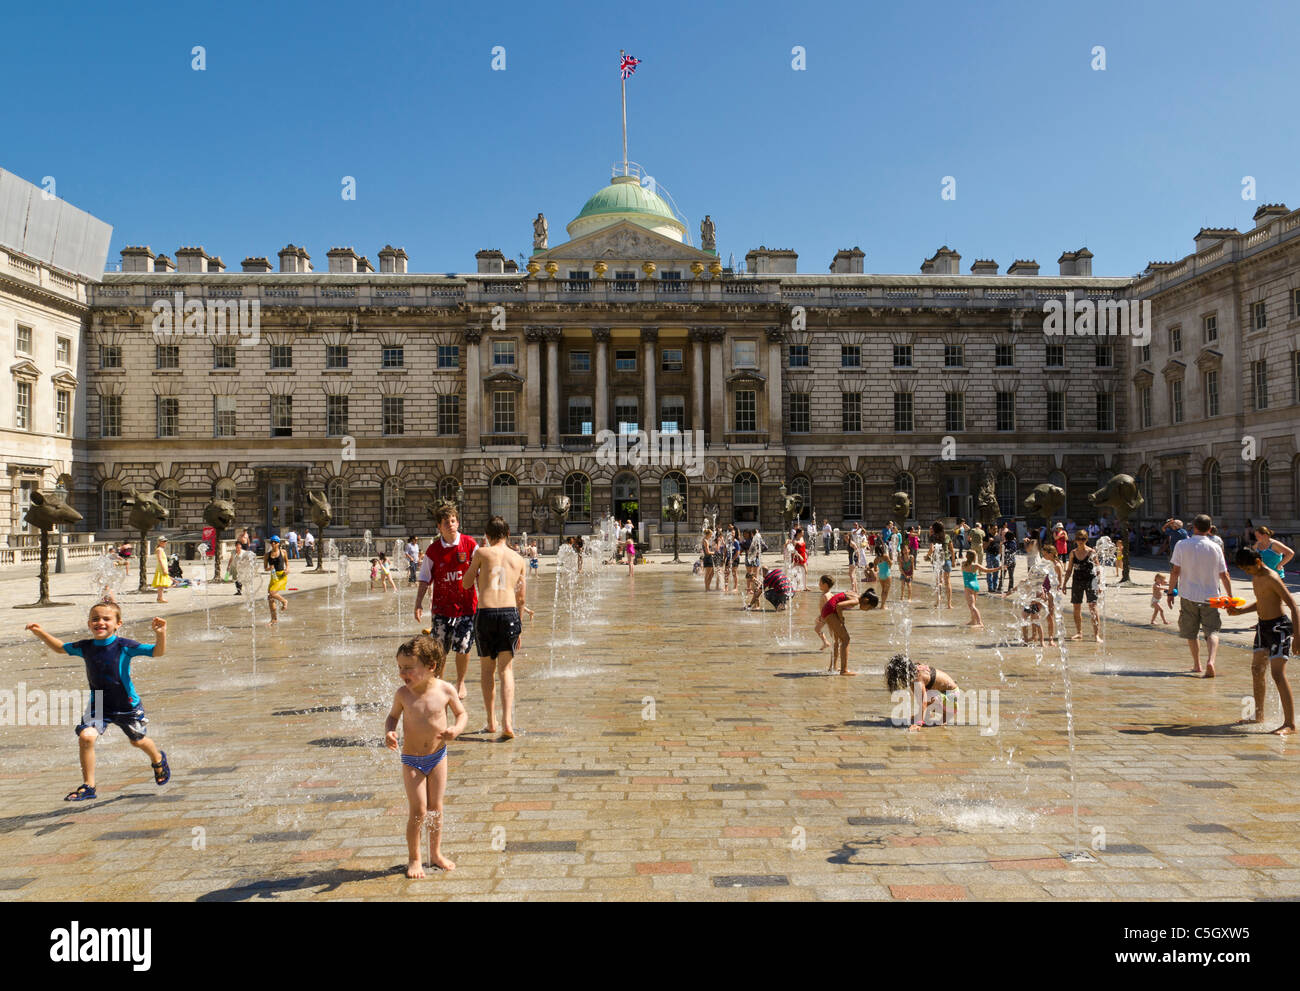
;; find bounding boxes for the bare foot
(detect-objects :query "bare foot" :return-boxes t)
[500,727,516,740]
[1094,636,1104,644]
[819,641,829,651]
[1271,725,1296,736]
[838,670,858,676]
[1163,619,1170,625]
[1234,716,1263,725]
[430,852,456,871]
[406,859,425,879]
[457,685,467,700]
[1202,665,1215,678]
[1068,633,1082,641]
[1189,665,1203,673]
[478,725,498,735]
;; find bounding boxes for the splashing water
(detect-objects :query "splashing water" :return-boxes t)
[233,550,262,676]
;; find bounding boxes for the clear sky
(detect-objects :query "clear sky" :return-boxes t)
[6,0,1296,277]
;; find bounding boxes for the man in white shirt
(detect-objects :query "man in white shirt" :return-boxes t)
[302,528,315,568]
[822,521,833,555]
[1170,514,1232,678]
[286,529,300,559]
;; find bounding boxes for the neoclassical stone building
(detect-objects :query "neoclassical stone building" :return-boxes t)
[3,164,1298,544]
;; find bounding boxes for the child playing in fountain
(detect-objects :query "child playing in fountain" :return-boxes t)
[369,558,380,591]
[899,541,914,601]
[960,551,999,629]
[462,515,528,740]
[1020,600,1045,647]
[747,565,793,611]
[814,581,880,675]
[385,635,467,877]
[814,574,848,663]
[885,653,959,731]
[377,552,398,593]
[26,603,170,801]
[1150,573,1170,625]
[1228,547,1299,736]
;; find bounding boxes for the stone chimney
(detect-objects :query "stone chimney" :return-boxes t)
[1252,203,1289,228]
[120,246,155,273]
[744,247,798,275]
[503,259,519,274]
[378,245,409,274]
[155,254,175,273]
[1058,248,1092,277]
[970,259,999,276]
[1006,259,1039,276]
[1193,228,1238,252]
[327,247,359,274]
[241,256,273,273]
[357,256,375,274]
[174,246,210,274]
[829,247,865,274]
[278,244,311,273]
[208,256,226,273]
[922,246,961,275]
[476,249,506,275]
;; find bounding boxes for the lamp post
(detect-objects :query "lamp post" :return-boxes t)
[779,481,788,540]
[455,484,465,526]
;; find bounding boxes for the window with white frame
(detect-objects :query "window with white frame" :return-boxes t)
[661,348,683,371]
[214,395,237,437]
[788,393,810,433]
[734,390,757,432]
[100,394,121,437]
[326,345,348,369]
[840,344,861,368]
[16,324,32,354]
[841,392,861,432]
[733,340,757,368]
[383,396,404,436]
[16,381,31,429]
[615,397,638,434]
[568,397,593,435]
[437,394,459,436]
[56,389,70,434]
[660,397,684,433]
[788,344,809,368]
[492,340,515,366]
[614,348,637,372]
[57,337,70,364]
[326,395,348,436]
[894,392,913,432]
[493,391,515,433]
[437,345,459,369]
[156,396,179,437]
[270,395,293,437]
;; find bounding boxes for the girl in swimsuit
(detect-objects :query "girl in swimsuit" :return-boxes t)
[875,545,892,610]
[700,529,716,591]
[899,542,914,601]
[265,537,290,624]
[817,587,881,676]
[885,653,959,730]
[1254,527,1294,580]
[814,575,850,670]
[960,550,998,629]
[926,522,955,609]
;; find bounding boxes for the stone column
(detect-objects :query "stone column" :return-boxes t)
[525,326,543,447]
[766,326,784,446]
[593,327,610,434]
[708,328,725,447]
[641,326,658,433]
[690,327,708,437]
[545,328,561,447]
[465,326,482,448]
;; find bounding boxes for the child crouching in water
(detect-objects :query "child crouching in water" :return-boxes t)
[385,635,468,877]
[814,579,879,676]
[885,653,959,731]
[1150,573,1170,625]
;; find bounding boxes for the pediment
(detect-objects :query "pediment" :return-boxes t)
[484,370,525,391]
[10,360,41,381]
[1194,347,1223,372]
[1161,358,1187,382]
[51,370,78,389]
[539,221,712,264]
[1132,368,1154,387]
[727,370,767,387]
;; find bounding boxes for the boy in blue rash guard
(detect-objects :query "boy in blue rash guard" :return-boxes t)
[27,601,170,801]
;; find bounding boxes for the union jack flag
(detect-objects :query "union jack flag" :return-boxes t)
[620,54,640,79]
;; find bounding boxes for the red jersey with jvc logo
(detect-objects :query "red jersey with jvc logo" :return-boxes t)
[423,535,478,617]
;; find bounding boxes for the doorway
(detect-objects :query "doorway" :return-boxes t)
[267,481,294,536]
[613,471,640,526]
[943,475,972,520]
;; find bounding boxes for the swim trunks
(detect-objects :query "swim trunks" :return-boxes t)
[475,606,522,660]
[401,748,447,776]
[1254,615,1293,660]
[431,614,476,656]
[77,702,149,742]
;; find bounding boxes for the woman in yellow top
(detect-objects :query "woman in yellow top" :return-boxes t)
[152,535,172,603]
[265,535,289,624]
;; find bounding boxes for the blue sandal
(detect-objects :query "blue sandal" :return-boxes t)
[65,784,97,801]
[152,751,170,786]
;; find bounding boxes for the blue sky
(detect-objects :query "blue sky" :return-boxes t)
[6,0,1296,277]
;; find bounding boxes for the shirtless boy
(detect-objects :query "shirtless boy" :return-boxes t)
[1228,547,1298,735]
[462,515,527,740]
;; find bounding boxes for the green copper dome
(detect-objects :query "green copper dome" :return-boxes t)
[565,174,687,242]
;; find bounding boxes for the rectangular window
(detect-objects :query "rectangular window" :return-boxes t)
[1205,369,1219,418]
[1139,343,1151,364]
[1293,288,1300,319]
[214,395,237,437]
[613,270,636,291]
[100,344,122,369]
[944,392,964,432]
[214,344,237,369]
[788,393,810,433]
[569,350,590,373]
[1047,392,1066,431]
[735,390,757,432]
[1170,380,1184,423]
[788,344,809,368]
[437,394,460,437]
[893,344,913,367]
[1203,313,1218,342]
[382,396,404,436]
[1046,343,1065,367]
[995,343,1015,367]
[615,397,639,434]
[100,394,121,437]
[893,392,913,432]
[944,344,964,367]
[326,395,348,436]
[492,341,515,366]
[1170,326,1182,353]
[568,397,593,435]
[1252,300,1267,330]
[156,344,179,369]
[437,344,459,369]
[270,344,292,369]
[56,390,69,434]
[840,344,861,368]
[660,397,685,433]
[661,348,683,371]
[1294,353,1300,405]
[996,391,1015,431]
[1096,392,1114,431]
[733,340,757,368]
[270,395,293,437]
[326,345,348,369]
[1140,386,1152,429]
[15,381,31,429]
[1095,343,1114,367]
[156,396,179,437]
[1253,359,1268,409]
[16,324,32,354]
[841,392,861,432]
[493,391,515,433]
[382,346,404,369]
[57,337,70,364]
[614,348,637,372]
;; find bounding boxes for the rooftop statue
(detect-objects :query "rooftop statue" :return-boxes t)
[533,213,548,250]
[700,215,716,251]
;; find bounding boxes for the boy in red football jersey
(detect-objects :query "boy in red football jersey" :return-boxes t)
[414,505,478,700]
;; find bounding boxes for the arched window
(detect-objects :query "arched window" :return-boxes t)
[490,473,519,532]
[438,476,461,506]
[1257,460,1271,517]
[326,478,350,528]
[733,471,760,523]
[661,471,687,521]
[1204,460,1222,519]
[789,476,811,521]
[564,472,591,523]
[996,471,1018,518]
[1047,470,1067,517]
[214,477,236,505]
[1168,469,1184,519]
[1137,466,1152,512]
[842,472,863,520]
[895,472,915,512]
[383,477,405,528]
[100,479,123,530]
[55,473,71,500]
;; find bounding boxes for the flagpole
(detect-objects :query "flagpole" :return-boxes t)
[620,49,628,176]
